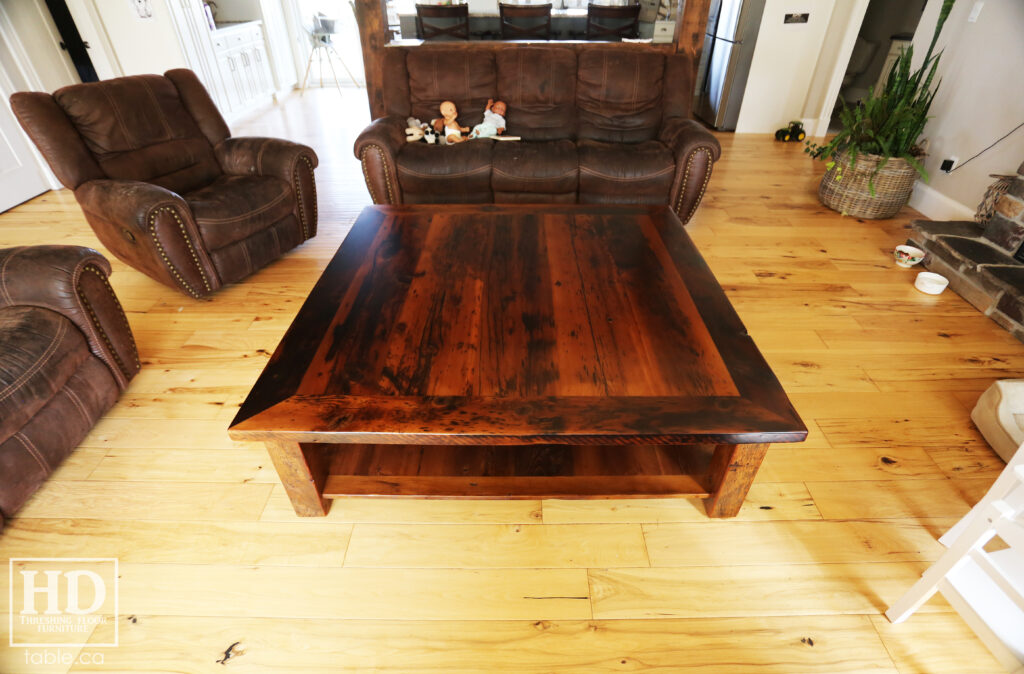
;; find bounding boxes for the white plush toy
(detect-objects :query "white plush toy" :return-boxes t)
[405,116,426,143]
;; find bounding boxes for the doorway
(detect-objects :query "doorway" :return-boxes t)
[828,0,927,131]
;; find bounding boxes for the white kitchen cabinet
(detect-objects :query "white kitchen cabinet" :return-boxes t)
[211,21,274,118]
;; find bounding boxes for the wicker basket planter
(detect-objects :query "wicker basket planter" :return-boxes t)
[818,152,918,219]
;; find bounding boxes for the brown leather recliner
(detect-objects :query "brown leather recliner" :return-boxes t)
[10,69,318,299]
[354,46,720,224]
[0,246,139,531]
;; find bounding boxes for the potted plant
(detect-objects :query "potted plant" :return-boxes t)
[806,0,956,219]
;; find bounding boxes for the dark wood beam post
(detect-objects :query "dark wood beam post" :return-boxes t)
[674,0,711,94]
[353,0,389,119]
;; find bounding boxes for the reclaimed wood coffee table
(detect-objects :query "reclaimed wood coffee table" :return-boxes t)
[229,205,806,517]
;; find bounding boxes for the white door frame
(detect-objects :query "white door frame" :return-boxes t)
[801,0,870,138]
[0,2,63,192]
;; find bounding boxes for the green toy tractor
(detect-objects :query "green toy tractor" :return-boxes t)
[774,120,806,142]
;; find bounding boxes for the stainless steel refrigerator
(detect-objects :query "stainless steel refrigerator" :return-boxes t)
[694,0,766,131]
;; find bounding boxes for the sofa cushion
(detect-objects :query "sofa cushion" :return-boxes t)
[496,48,577,141]
[53,75,222,195]
[407,50,496,130]
[578,139,675,204]
[0,356,117,520]
[0,306,90,445]
[492,140,578,194]
[397,141,493,202]
[186,175,294,250]
[577,50,665,143]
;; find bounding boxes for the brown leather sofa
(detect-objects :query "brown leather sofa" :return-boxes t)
[10,69,318,299]
[354,45,720,223]
[0,246,138,531]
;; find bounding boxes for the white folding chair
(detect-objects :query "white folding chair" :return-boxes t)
[886,443,1024,672]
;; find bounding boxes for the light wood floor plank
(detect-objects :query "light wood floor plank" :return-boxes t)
[260,486,544,523]
[643,520,950,567]
[344,523,649,568]
[65,615,900,673]
[12,481,273,521]
[542,483,823,523]
[755,447,946,483]
[111,565,591,620]
[0,518,350,566]
[870,613,1005,673]
[85,448,279,484]
[589,562,949,619]
[807,478,993,520]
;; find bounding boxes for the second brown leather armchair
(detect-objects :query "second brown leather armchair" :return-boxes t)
[11,69,318,299]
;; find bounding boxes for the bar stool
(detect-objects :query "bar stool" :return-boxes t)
[415,4,470,40]
[499,3,552,40]
[585,3,640,40]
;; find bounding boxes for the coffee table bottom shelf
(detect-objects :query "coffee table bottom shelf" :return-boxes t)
[262,441,769,518]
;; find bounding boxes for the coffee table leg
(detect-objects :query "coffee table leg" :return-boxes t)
[704,443,769,518]
[264,440,330,516]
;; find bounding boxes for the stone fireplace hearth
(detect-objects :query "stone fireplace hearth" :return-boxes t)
[909,160,1024,342]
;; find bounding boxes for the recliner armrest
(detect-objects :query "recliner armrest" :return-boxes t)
[215,137,319,183]
[75,180,220,299]
[659,118,721,163]
[215,137,319,240]
[353,116,408,204]
[659,118,721,225]
[0,246,139,388]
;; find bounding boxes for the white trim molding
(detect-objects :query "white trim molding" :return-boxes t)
[909,181,976,222]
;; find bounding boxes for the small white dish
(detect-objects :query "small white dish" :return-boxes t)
[894,244,925,268]
[915,271,949,295]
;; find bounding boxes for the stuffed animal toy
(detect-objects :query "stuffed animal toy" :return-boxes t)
[405,117,427,143]
[423,126,438,144]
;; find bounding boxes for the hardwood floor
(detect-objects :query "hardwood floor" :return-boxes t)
[0,86,1017,672]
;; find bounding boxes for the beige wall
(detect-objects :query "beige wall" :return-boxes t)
[92,0,187,77]
[910,0,1024,215]
[735,0,834,134]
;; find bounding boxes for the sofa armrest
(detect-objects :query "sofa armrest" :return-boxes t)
[660,118,721,224]
[75,180,220,299]
[215,137,320,239]
[0,246,139,388]
[353,116,407,205]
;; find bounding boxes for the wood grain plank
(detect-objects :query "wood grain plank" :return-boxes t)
[0,518,351,566]
[113,565,591,620]
[643,520,948,566]
[542,482,823,523]
[589,562,950,619]
[869,613,1005,674]
[806,479,994,520]
[260,486,544,523]
[65,615,899,673]
[756,447,947,483]
[12,482,273,522]
[85,448,279,483]
[344,523,648,568]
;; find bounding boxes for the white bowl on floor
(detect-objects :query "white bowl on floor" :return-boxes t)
[914,271,949,295]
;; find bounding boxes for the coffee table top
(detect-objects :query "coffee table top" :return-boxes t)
[229,205,806,445]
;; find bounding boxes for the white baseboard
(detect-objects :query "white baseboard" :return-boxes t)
[909,181,975,221]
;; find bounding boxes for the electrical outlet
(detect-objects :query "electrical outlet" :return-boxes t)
[941,157,958,173]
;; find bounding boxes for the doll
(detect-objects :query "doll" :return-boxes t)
[437,101,469,144]
[468,99,507,139]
